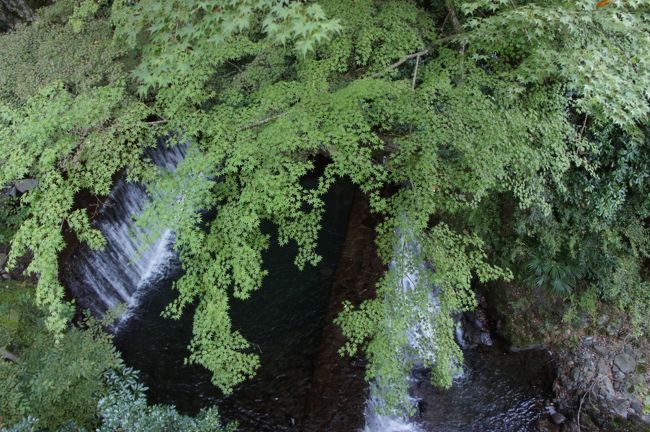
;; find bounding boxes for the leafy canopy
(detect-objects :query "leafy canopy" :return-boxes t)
[1,0,649,417]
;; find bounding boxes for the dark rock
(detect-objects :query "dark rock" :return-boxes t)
[613,370,626,381]
[570,367,581,381]
[631,401,644,415]
[597,358,610,375]
[0,0,33,32]
[417,399,428,417]
[15,178,37,193]
[614,352,636,374]
[622,378,634,394]
[1,273,10,280]
[479,331,493,346]
[1,186,17,198]
[612,398,630,418]
[0,253,7,269]
[536,417,560,432]
[551,412,567,425]
[593,343,609,356]
[599,375,616,400]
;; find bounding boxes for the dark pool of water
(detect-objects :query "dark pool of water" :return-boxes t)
[412,347,555,432]
[114,178,355,431]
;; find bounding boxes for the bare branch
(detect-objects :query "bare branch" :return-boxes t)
[371,49,430,79]
[144,119,168,126]
[411,54,421,90]
[240,112,285,131]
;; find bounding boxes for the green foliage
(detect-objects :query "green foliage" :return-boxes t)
[461,0,650,127]
[2,0,650,419]
[0,0,124,105]
[0,282,122,431]
[0,196,27,246]
[110,0,341,96]
[96,368,234,432]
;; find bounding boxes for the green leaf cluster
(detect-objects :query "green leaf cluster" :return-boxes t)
[0,282,122,431]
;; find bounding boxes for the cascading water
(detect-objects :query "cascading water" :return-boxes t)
[65,145,186,323]
[361,230,554,432]
[362,230,439,432]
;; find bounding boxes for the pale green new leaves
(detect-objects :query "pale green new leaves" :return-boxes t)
[1,82,152,336]
[462,0,650,127]
[110,0,341,96]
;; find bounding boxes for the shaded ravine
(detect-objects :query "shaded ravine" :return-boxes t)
[62,142,558,431]
[112,176,356,431]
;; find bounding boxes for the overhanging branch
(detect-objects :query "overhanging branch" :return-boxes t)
[371,34,461,78]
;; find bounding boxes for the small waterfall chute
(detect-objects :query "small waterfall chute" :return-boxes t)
[65,144,187,325]
[362,226,446,432]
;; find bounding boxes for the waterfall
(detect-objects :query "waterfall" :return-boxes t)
[362,230,439,432]
[65,145,186,324]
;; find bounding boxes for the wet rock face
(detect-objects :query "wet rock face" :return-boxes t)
[301,192,384,432]
[455,294,495,349]
[554,336,650,429]
[0,0,34,32]
[0,252,10,280]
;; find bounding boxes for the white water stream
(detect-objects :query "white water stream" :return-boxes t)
[362,231,440,432]
[65,145,186,323]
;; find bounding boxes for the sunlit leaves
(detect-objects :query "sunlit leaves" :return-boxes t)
[1,81,152,336]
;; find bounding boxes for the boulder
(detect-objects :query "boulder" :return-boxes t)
[551,412,567,425]
[593,343,609,356]
[614,352,636,374]
[15,178,37,193]
[612,398,630,418]
[597,358,610,375]
[598,375,616,400]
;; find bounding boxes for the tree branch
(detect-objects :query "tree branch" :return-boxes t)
[240,112,285,131]
[370,33,459,78]
[445,0,466,54]
[372,49,430,78]
[445,0,463,34]
[411,54,421,90]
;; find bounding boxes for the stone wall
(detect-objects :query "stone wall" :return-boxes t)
[554,335,650,431]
